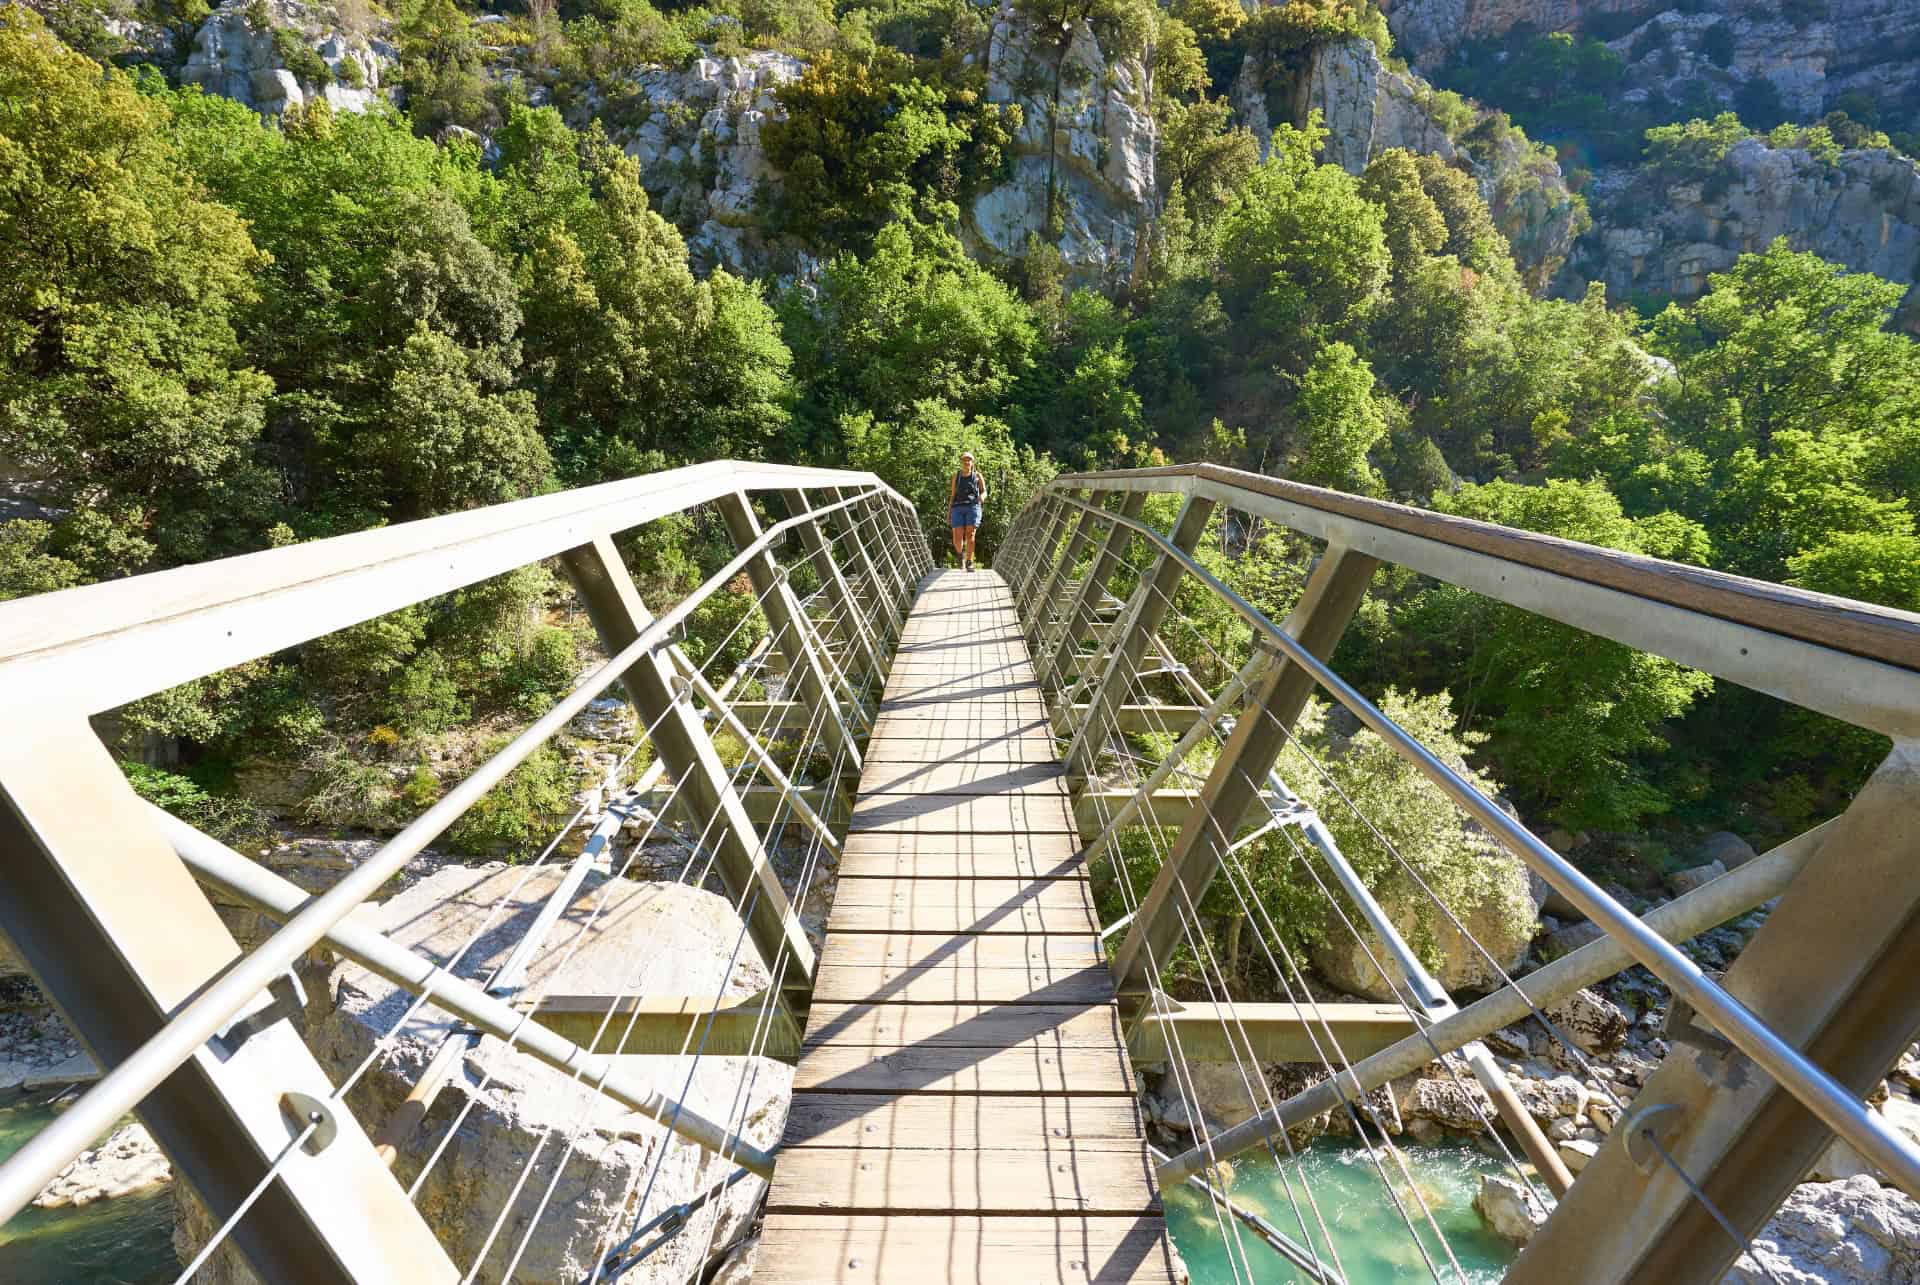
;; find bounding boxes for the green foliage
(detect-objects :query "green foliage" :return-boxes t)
[1698,20,1734,68]
[1240,0,1390,62]
[1213,118,1390,375]
[1,8,273,575]
[271,28,331,86]
[393,0,497,134]
[1293,341,1388,494]
[786,219,1037,437]
[0,521,83,601]
[1265,691,1535,971]
[123,762,273,849]
[1644,112,1752,179]
[1386,480,1714,829]
[447,743,575,854]
[762,55,1017,253]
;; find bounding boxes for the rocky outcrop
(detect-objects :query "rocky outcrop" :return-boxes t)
[1475,1173,1550,1244]
[612,13,1156,281]
[182,0,392,117]
[965,1,1158,281]
[1387,0,1920,120]
[1562,138,1920,319]
[34,1123,170,1210]
[1724,1175,1920,1284]
[1233,37,1585,285]
[193,864,788,1285]
[612,51,807,276]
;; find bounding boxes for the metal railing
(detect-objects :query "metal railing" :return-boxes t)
[0,461,930,1283]
[1000,463,1920,1284]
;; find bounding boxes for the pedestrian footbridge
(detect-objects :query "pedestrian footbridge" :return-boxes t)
[1,460,1917,1283]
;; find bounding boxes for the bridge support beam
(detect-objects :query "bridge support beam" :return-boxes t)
[719,492,865,764]
[1013,493,1077,618]
[827,485,905,643]
[0,720,456,1283]
[1039,492,1147,691]
[1509,740,1920,1283]
[559,536,815,990]
[1066,496,1216,783]
[1026,489,1107,650]
[1109,544,1376,995]
[781,488,883,692]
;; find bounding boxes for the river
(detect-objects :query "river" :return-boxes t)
[0,1099,175,1284]
[1165,1136,1521,1283]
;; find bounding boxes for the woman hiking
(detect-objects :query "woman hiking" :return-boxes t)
[948,451,986,571]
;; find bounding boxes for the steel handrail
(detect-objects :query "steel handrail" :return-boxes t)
[0,483,889,1222]
[1024,486,1920,1197]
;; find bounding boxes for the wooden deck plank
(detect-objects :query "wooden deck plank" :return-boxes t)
[829,874,1093,914]
[781,1093,1147,1150]
[802,1002,1122,1050]
[849,792,1080,835]
[753,1215,1179,1284]
[856,760,1069,796]
[766,1148,1159,1215]
[793,1043,1137,1096]
[761,568,1163,1280]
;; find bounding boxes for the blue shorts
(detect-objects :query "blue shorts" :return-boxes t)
[950,503,982,529]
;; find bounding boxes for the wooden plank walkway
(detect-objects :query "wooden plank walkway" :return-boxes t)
[760,569,1177,1283]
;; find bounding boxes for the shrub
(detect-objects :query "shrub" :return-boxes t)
[273,28,332,85]
[447,743,574,854]
[299,745,397,829]
[386,649,466,736]
[123,762,274,849]
[1698,20,1734,68]
[500,625,581,709]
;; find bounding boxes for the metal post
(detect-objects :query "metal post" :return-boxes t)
[1025,490,1109,650]
[844,488,912,613]
[1509,741,1920,1282]
[1109,545,1376,994]
[558,536,815,990]
[826,486,904,644]
[0,720,456,1282]
[717,492,861,773]
[1015,494,1077,619]
[780,489,881,685]
[1038,492,1148,690]
[1064,495,1216,782]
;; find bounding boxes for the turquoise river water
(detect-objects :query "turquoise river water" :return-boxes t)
[1165,1137,1520,1283]
[1,1096,1514,1283]
[0,1100,175,1284]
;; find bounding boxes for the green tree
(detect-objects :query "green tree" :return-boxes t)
[786,220,1037,442]
[1394,479,1715,829]
[1294,341,1388,494]
[0,10,273,575]
[1359,148,1447,285]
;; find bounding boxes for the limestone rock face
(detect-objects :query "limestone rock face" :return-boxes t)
[965,0,1157,281]
[1724,1175,1920,1284]
[612,51,807,276]
[1232,37,1584,286]
[1563,139,1920,323]
[181,0,392,116]
[180,865,788,1284]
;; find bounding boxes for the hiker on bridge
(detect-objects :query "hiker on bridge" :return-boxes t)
[949,451,986,571]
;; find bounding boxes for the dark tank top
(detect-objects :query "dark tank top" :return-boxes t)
[953,471,981,505]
